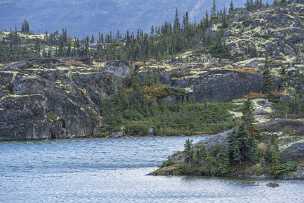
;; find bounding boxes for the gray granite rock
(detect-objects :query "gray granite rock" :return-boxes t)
[0,59,129,140]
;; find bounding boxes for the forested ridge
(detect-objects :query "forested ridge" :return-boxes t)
[0,0,278,63]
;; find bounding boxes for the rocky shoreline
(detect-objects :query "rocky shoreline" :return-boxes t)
[152,117,304,180]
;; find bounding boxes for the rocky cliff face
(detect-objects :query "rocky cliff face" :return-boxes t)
[139,54,267,103]
[192,70,263,101]
[0,57,266,140]
[0,59,128,140]
[1,3,303,140]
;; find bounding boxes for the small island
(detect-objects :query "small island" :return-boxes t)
[153,97,304,179]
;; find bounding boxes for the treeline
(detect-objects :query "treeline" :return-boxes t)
[0,31,42,62]
[0,0,277,63]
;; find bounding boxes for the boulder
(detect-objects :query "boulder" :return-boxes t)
[266,182,280,188]
[193,70,263,102]
[258,119,304,135]
[233,58,265,69]
[104,61,131,78]
[281,143,304,162]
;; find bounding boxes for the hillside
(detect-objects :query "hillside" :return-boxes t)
[152,1,304,179]
[0,0,250,36]
[226,2,304,62]
[0,1,304,140]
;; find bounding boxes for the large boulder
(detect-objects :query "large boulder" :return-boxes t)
[233,58,265,69]
[192,70,263,101]
[281,143,304,162]
[258,119,304,135]
[103,61,131,78]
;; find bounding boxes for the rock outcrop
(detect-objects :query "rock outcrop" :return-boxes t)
[0,59,129,140]
[192,70,263,101]
[140,59,266,102]
[281,143,304,162]
[226,2,304,63]
[0,57,267,140]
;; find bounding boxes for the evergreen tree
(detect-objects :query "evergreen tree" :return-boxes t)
[269,138,281,177]
[34,40,41,57]
[229,0,234,13]
[173,9,181,33]
[184,139,194,165]
[279,66,288,91]
[183,12,190,32]
[62,28,68,44]
[21,20,30,33]
[229,101,258,164]
[90,35,95,43]
[228,129,242,163]
[67,41,72,56]
[211,0,217,19]
[262,57,273,95]
[242,99,255,132]
[84,37,90,56]
[193,145,207,165]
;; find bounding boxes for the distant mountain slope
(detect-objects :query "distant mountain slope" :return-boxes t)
[0,0,248,36]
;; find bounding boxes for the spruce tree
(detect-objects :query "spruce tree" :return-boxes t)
[242,99,255,134]
[228,129,242,164]
[21,20,30,33]
[90,35,95,43]
[184,139,194,165]
[269,138,281,177]
[229,0,234,13]
[262,57,273,95]
[229,101,258,165]
[173,9,181,33]
[211,0,217,19]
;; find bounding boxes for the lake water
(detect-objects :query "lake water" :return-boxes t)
[0,136,303,203]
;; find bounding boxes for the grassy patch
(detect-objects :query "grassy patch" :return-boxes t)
[101,73,234,136]
[102,101,234,136]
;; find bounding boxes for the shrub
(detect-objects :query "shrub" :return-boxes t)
[124,123,149,136]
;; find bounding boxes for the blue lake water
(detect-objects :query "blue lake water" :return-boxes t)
[0,136,304,203]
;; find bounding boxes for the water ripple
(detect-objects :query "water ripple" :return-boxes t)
[0,136,304,203]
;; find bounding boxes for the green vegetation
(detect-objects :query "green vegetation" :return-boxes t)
[179,140,231,176]
[47,112,59,123]
[229,100,298,177]
[159,99,298,178]
[102,94,234,136]
[0,0,280,63]
[262,58,273,96]
[101,73,234,136]
[272,67,304,118]
[229,100,258,165]
[1,0,270,63]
